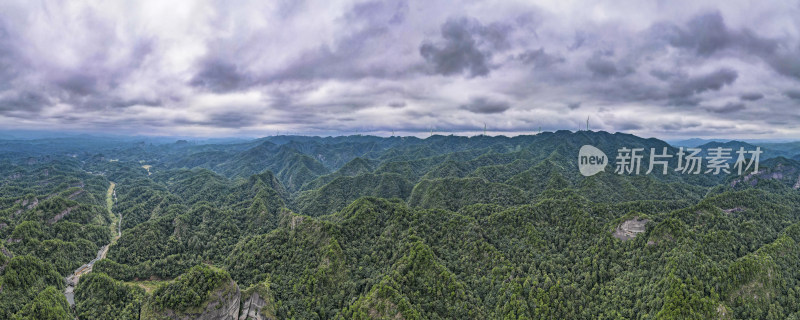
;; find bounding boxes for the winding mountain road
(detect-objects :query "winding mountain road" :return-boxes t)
[64,182,121,306]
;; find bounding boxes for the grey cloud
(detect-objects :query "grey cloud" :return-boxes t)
[585,50,633,79]
[567,102,581,110]
[705,102,746,113]
[517,48,564,69]
[388,101,407,108]
[207,111,263,128]
[420,17,513,77]
[0,10,157,114]
[0,21,22,92]
[663,11,800,80]
[191,0,409,92]
[739,93,764,101]
[348,0,408,25]
[616,122,643,131]
[583,67,736,107]
[659,120,701,131]
[480,22,513,51]
[585,55,618,78]
[268,26,393,82]
[649,69,686,81]
[666,97,702,107]
[273,0,307,18]
[190,58,251,93]
[667,12,731,56]
[460,97,510,114]
[110,98,163,109]
[55,73,100,96]
[765,49,800,80]
[664,12,777,57]
[55,36,154,100]
[668,68,738,99]
[568,31,586,51]
[0,91,50,113]
[786,90,800,100]
[265,1,411,83]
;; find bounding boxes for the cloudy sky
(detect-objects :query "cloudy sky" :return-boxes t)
[1,0,799,139]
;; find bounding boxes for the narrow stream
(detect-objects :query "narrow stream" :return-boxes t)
[64,182,120,306]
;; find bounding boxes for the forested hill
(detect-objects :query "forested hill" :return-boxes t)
[2,131,800,319]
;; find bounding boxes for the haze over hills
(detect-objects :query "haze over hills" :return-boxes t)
[1,131,800,319]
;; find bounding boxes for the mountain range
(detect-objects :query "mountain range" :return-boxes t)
[1,131,800,319]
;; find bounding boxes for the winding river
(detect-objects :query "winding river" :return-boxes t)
[64,182,121,306]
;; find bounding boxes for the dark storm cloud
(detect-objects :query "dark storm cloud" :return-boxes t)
[615,122,643,131]
[649,69,686,81]
[739,93,764,101]
[0,23,143,119]
[667,68,738,99]
[55,73,100,96]
[419,17,512,77]
[459,97,510,114]
[765,50,800,80]
[662,10,800,80]
[0,92,50,112]
[207,111,263,128]
[266,26,394,82]
[585,50,634,79]
[190,58,251,93]
[0,19,21,92]
[666,12,732,56]
[785,90,800,100]
[659,119,702,131]
[0,7,157,115]
[190,0,410,93]
[584,65,738,107]
[705,102,746,113]
[516,48,565,69]
[585,55,618,78]
[388,101,407,108]
[55,37,155,100]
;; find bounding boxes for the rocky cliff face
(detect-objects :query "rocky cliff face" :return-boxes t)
[142,278,280,320]
[238,292,270,320]
[238,280,275,320]
[143,279,241,320]
[200,280,241,320]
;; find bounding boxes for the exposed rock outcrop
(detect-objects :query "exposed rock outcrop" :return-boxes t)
[613,217,649,241]
[142,279,241,320]
[730,159,800,189]
[239,281,276,320]
[47,205,77,224]
[202,281,241,320]
[66,189,85,200]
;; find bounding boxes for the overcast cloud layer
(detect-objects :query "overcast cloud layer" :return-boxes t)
[1,0,799,139]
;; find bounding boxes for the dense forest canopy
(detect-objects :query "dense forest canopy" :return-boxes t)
[1,131,800,319]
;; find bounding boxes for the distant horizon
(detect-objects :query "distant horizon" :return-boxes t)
[1,128,798,145]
